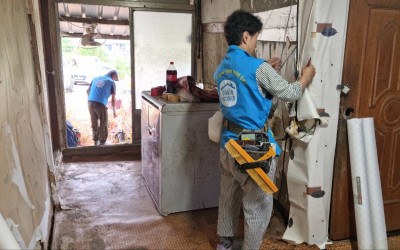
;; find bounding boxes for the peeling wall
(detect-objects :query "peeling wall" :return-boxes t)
[281,1,349,247]
[0,0,54,248]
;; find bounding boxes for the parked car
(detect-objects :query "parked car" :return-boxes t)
[63,62,74,92]
[69,56,111,85]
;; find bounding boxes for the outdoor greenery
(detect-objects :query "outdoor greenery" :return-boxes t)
[61,37,130,79]
[114,57,130,80]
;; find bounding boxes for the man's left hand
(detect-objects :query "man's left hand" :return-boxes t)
[268,57,281,71]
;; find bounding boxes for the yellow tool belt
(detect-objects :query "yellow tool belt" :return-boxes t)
[233,131,271,173]
[225,138,278,194]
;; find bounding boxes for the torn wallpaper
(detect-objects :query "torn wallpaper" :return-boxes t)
[282,0,350,248]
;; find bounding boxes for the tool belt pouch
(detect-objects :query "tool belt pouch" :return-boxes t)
[234,132,272,174]
[235,150,271,174]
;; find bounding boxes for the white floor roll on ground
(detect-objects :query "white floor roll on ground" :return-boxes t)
[347,118,373,249]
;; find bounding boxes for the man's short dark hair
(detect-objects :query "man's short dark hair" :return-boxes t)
[107,70,119,81]
[224,10,263,46]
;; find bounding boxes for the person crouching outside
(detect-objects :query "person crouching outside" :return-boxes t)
[87,70,118,146]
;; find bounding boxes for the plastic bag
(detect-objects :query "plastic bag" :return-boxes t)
[208,111,223,143]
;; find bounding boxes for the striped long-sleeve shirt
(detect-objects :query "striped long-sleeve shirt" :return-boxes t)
[256,62,302,102]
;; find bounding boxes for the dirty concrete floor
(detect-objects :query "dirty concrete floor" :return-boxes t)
[51,161,398,249]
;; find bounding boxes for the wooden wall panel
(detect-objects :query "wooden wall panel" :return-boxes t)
[0,0,54,248]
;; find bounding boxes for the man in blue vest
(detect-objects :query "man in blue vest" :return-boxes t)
[87,70,118,146]
[214,10,316,250]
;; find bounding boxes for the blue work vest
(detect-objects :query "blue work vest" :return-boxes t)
[214,45,281,155]
[88,75,115,106]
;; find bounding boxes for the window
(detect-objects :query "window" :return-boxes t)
[133,11,193,109]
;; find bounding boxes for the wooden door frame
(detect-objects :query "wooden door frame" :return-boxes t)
[42,0,65,152]
[42,0,197,156]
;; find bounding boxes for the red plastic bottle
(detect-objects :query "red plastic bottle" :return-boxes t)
[166,61,177,93]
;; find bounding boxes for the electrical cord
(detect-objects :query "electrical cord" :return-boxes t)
[278,46,297,73]
[59,15,86,29]
[295,120,318,140]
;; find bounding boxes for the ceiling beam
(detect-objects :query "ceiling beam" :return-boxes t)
[59,15,129,25]
[61,32,130,40]
[55,0,195,11]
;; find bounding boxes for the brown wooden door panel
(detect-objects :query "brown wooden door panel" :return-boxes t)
[359,8,400,232]
[330,0,400,240]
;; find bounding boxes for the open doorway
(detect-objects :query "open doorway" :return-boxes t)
[56,2,196,149]
[58,3,132,147]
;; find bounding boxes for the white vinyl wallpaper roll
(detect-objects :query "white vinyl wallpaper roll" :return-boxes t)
[347,118,388,249]
[347,118,374,249]
[361,118,388,249]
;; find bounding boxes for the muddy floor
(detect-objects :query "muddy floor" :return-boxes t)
[51,160,399,249]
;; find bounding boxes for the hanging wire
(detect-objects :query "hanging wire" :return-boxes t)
[294,120,318,140]
[279,0,295,61]
[278,45,296,73]
[59,15,86,29]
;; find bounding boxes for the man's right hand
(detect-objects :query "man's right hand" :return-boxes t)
[299,63,316,89]
[87,83,92,95]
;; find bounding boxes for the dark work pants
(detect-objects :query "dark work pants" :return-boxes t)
[88,101,108,144]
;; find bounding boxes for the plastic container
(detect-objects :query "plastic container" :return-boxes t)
[166,61,177,93]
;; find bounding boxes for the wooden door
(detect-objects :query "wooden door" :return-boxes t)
[330,0,400,240]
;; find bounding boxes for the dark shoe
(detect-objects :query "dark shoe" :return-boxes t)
[216,238,242,250]
[217,237,233,250]
[216,243,232,250]
[232,239,243,250]
[99,141,106,145]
